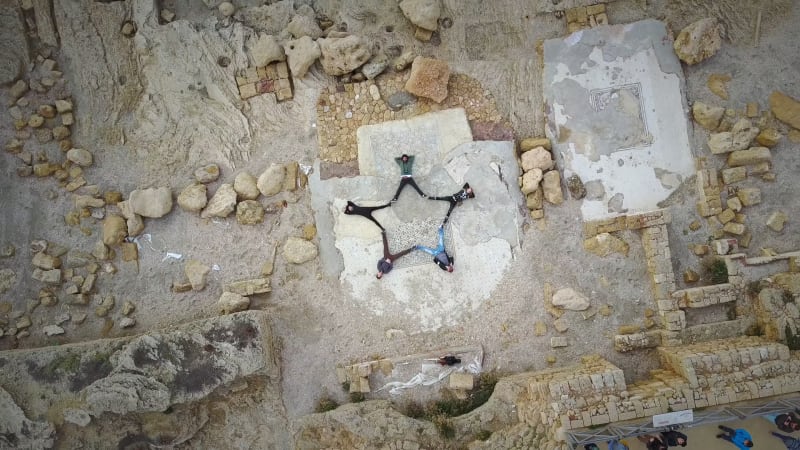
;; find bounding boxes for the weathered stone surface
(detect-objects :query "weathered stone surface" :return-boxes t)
[673,18,722,65]
[217,292,250,315]
[542,170,564,205]
[721,167,746,184]
[257,163,285,197]
[201,184,237,218]
[0,269,16,294]
[361,54,389,80]
[185,259,210,291]
[756,128,781,147]
[102,215,127,246]
[283,237,318,264]
[32,268,61,284]
[553,318,569,333]
[552,288,590,311]
[520,137,551,152]
[0,386,54,448]
[248,33,285,67]
[284,36,320,78]
[404,57,450,103]
[525,188,543,210]
[683,269,699,283]
[236,200,265,225]
[177,183,208,212]
[520,169,543,195]
[520,147,553,172]
[566,174,586,200]
[399,0,441,31]
[286,14,322,39]
[129,187,173,218]
[225,278,271,296]
[727,147,771,167]
[449,372,473,390]
[770,91,800,129]
[766,211,788,232]
[692,102,724,131]
[32,252,61,270]
[63,408,91,427]
[233,172,259,200]
[119,317,136,328]
[66,148,93,166]
[550,336,568,348]
[318,35,371,76]
[583,233,629,257]
[43,325,65,336]
[195,164,220,183]
[218,2,235,16]
[723,221,746,235]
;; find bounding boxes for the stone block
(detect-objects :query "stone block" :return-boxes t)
[766,211,788,232]
[449,372,474,390]
[737,188,761,206]
[551,337,568,348]
[727,147,771,167]
[239,83,258,99]
[721,167,746,184]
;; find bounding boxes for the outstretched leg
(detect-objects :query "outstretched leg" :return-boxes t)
[415,244,438,256]
[392,177,427,201]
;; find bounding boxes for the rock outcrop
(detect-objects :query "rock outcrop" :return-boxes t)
[318,35,371,76]
[284,36,320,78]
[0,386,54,448]
[770,91,800,129]
[404,57,450,103]
[673,18,722,65]
[129,187,173,218]
[399,0,441,31]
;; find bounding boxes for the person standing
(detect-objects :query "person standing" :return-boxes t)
[375,231,414,279]
[391,154,427,201]
[716,425,754,448]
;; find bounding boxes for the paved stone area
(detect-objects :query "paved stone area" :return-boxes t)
[543,19,695,221]
[316,72,508,163]
[310,109,523,332]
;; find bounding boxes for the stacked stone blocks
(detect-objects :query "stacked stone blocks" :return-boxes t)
[236,61,293,101]
[564,4,609,33]
[696,168,723,217]
[583,209,671,238]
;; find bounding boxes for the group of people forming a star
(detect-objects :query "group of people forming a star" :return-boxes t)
[344,154,475,279]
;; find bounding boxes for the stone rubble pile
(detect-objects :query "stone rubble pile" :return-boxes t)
[563,3,608,33]
[517,137,561,220]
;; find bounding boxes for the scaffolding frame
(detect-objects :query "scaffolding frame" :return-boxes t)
[564,395,800,448]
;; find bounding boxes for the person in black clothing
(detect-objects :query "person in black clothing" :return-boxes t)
[344,200,389,231]
[376,231,415,279]
[429,183,475,225]
[637,435,668,450]
[660,429,688,447]
[765,411,800,433]
[391,154,427,202]
[437,355,461,366]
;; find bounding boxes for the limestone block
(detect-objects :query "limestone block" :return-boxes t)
[404,57,450,103]
[736,188,761,206]
[449,373,474,390]
[770,91,800,129]
[721,167,746,185]
[727,147,771,167]
[673,18,722,64]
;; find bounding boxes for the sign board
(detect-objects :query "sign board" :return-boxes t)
[652,409,694,428]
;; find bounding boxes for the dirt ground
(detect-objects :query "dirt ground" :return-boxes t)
[1,0,799,431]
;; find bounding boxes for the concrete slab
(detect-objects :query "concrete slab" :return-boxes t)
[543,20,695,221]
[356,108,473,177]
[310,110,523,332]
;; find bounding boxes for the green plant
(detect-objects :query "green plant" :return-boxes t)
[403,401,426,419]
[475,430,492,441]
[745,324,764,336]
[349,392,365,403]
[702,257,729,284]
[45,353,81,376]
[314,396,339,413]
[431,414,455,439]
[747,280,762,297]
[786,325,800,351]
[341,381,350,392]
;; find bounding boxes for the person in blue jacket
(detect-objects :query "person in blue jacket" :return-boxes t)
[716,425,754,448]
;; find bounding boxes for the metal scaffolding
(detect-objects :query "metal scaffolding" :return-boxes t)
[564,395,800,448]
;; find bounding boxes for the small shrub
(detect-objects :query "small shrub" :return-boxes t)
[314,396,339,413]
[403,401,426,419]
[786,325,800,351]
[745,324,764,336]
[431,414,455,439]
[475,430,492,441]
[746,280,762,298]
[340,381,350,392]
[349,392,365,403]
[702,257,729,284]
[782,290,795,304]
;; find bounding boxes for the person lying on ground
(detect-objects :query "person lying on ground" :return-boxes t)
[716,425,753,449]
[660,429,687,447]
[428,183,475,225]
[764,412,800,433]
[607,440,630,450]
[391,154,427,202]
[376,231,414,279]
[636,435,667,450]
[437,355,461,366]
[344,200,389,231]
[415,225,454,272]
[772,431,800,450]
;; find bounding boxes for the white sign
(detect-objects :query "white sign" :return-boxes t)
[652,409,694,428]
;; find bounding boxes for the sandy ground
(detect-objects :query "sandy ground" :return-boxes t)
[1,0,799,429]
